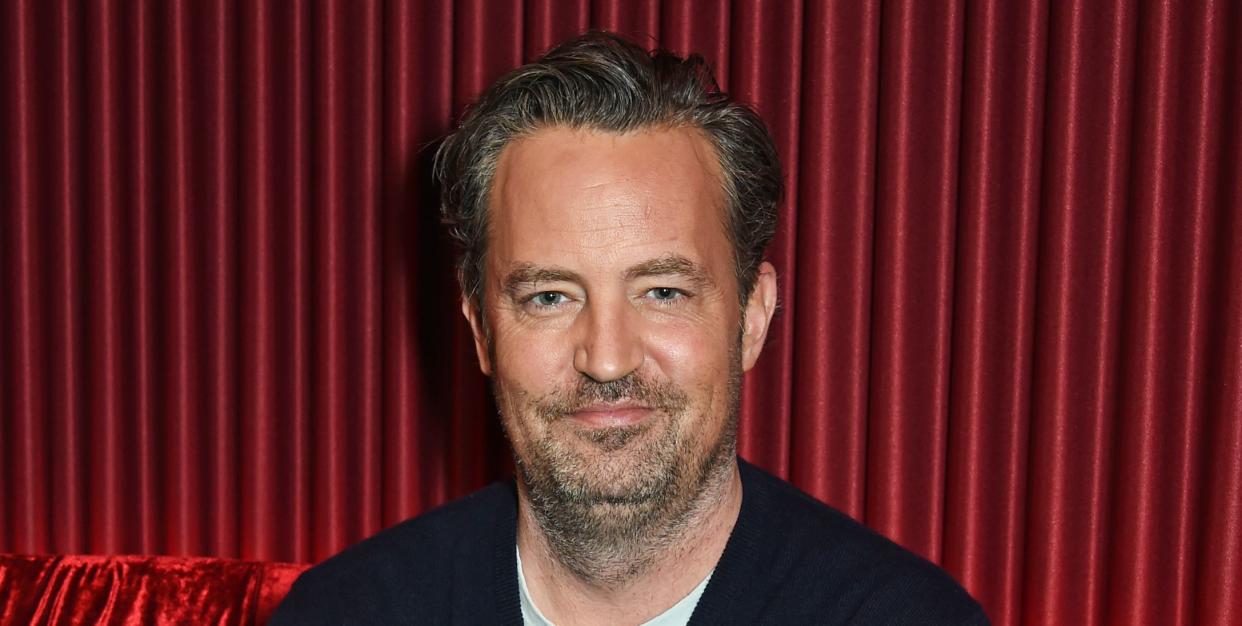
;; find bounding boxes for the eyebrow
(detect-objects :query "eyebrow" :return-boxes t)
[623,255,715,289]
[500,255,716,298]
[502,264,584,298]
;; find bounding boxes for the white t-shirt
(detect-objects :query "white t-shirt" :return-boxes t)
[517,546,713,626]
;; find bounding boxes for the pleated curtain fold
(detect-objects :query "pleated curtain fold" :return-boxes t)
[3,2,1239,625]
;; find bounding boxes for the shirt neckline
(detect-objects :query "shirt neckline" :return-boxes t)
[516,544,713,626]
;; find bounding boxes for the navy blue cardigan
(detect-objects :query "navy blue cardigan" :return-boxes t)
[272,460,989,624]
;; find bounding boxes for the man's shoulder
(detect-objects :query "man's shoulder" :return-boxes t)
[739,461,921,567]
[269,480,516,625]
[720,461,988,624]
[298,479,512,582]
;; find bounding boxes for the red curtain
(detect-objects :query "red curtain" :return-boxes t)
[3,1,1239,625]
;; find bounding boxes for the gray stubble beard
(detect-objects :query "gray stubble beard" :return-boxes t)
[505,361,743,588]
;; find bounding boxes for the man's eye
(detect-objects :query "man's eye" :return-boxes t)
[529,292,568,308]
[647,287,685,302]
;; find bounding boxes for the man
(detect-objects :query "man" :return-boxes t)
[273,32,988,625]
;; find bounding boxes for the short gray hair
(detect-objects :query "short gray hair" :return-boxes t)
[435,31,782,307]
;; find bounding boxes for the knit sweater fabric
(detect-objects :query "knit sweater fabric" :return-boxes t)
[271,459,990,625]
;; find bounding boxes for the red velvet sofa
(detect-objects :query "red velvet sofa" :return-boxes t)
[0,554,308,625]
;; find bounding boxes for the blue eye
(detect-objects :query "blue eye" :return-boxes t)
[530,292,567,308]
[647,287,683,302]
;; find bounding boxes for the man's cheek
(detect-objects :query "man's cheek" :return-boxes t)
[494,327,565,376]
[645,327,726,374]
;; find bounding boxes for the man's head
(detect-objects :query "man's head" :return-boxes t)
[435,33,781,583]
[436,31,782,310]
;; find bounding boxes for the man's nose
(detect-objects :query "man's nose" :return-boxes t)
[573,298,644,383]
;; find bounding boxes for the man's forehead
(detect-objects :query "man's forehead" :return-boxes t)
[490,126,724,208]
[484,126,731,273]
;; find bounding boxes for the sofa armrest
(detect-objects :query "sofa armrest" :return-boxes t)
[0,554,309,625]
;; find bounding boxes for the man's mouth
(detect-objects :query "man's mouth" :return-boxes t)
[568,401,655,428]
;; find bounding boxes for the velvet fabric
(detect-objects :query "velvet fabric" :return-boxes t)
[0,554,307,625]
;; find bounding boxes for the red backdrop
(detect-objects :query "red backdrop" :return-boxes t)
[3,1,1240,625]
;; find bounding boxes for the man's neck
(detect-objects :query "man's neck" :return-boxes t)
[515,462,742,626]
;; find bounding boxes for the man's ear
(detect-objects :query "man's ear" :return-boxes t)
[461,296,493,376]
[740,261,778,372]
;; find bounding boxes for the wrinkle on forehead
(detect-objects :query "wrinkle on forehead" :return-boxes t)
[488,127,726,252]
[481,125,740,313]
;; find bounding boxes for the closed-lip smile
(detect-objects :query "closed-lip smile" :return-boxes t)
[570,401,653,428]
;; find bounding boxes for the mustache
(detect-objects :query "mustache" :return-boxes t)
[534,373,689,421]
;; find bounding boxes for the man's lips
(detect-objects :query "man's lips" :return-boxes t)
[568,402,654,428]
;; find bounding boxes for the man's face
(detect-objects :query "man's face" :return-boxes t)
[464,126,776,540]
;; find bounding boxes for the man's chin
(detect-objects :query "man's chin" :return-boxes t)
[525,436,675,503]
[569,422,650,452]
[547,452,674,502]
